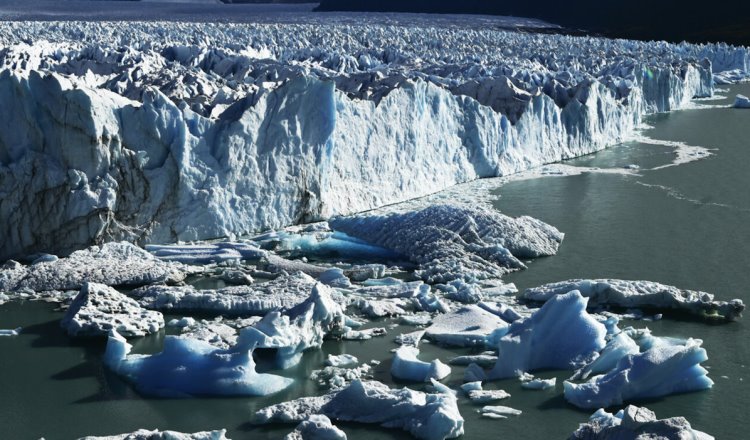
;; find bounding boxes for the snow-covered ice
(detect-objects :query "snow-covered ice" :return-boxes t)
[425,305,509,347]
[256,380,464,440]
[489,291,607,379]
[325,354,359,368]
[523,279,744,321]
[61,282,164,338]
[569,405,714,440]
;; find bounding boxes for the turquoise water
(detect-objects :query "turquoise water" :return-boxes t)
[1,84,748,439]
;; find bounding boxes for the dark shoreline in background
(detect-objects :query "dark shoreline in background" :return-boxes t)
[315,0,750,46]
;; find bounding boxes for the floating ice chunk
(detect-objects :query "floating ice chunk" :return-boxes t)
[326,354,359,368]
[425,305,509,347]
[133,272,317,316]
[478,302,523,323]
[391,346,452,382]
[464,363,487,383]
[569,405,714,440]
[460,381,483,394]
[564,337,713,409]
[330,205,563,283]
[257,380,464,440]
[77,428,230,440]
[0,327,21,336]
[61,282,164,338]
[341,327,387,340]
[318,268,352,289]
[0,242,189,294]
[167,317,196,328]
[520,377,556,390]
[480,406,522,419]
[103,329,294,397]
[437,280,484,304]
[311,364,373,390]
[400,313,433,326]
[467,389,511,403]
[285,415,347,440]
[523,279,744,321]
[489,291,607,379]
[395,330,425,347]
[354,298,407,318]
[0,292,9,305]
[734,94,750,108]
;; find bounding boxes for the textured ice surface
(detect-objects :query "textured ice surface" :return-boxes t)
[489,291,607,379]
[467,389,511,403]
[734,94,750,108]
[285,415,347,440]
[146,242,266,265]
[564,330,713,409]
[310,364,373,391]
[61,282,164,338]
[391,346,452,382]
[425,305,509,347]
[256,380,464,440]
[0,242,189,295]
[330,205,563,283]
[1,17,740,259]
[569,406,714,440]
[133,272,317,315]
[77,429,230,440]
[523,279,745,321]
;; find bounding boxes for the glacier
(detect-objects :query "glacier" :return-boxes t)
[0,19,747,260]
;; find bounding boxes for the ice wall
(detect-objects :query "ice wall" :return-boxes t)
[0,20,745,260]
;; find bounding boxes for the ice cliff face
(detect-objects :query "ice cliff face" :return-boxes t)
[0,19,747,260]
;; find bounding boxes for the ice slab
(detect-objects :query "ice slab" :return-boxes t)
[391,346,452,382]
[569,406,714,440]
[256,380,464,440]
[523,279,744,321]
[61,282,164,338]
[77,429,230,440]
[425,305,509,347]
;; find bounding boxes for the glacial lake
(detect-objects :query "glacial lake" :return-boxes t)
[1,83,748,439]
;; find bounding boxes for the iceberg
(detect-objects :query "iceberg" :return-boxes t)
[77,429,230,440]
[489,291,607,379]
[285,415,347,440]
[569,405,714,440]
[61,282,164,338]
[522,279,744,321]
[330,205,563,283]
[256,380,464,440]
[390,346,452,382]
[734,94,750,108]
[564,335,713,409]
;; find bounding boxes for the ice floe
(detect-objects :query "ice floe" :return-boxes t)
[61,282,164,338]
[523,279,744,321]
[425,305,509,347]
[77,429,230,440]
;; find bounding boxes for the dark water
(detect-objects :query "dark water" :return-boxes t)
[1,85,748,439]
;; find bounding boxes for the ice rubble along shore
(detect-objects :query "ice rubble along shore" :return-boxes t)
[0,19,746,260]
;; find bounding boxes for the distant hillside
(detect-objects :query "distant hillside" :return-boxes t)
[315,0,750,46]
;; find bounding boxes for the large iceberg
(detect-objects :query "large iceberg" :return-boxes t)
[489,291,607,379]
[569,405,713,440]
[564,329,713,409]
[0,17,742,260]
[523,279,744,321]
[256,380,464,440]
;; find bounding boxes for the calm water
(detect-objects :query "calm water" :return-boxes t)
[1,84,748,439]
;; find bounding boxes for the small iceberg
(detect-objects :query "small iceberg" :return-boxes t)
[569,405,714,439]
[734,94,750,108]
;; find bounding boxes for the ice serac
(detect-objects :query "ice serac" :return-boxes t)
[77,429,230,440]
[489,290,607,379]
[330,205,563,283]
[61,282,164,338]
[564,329,713,409]
[523,279,745,321]
[0,19,734,260]
[256,380,464,440]
[569,406,714,440]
